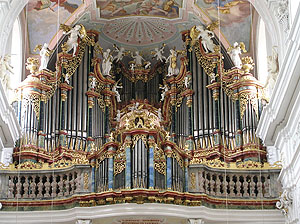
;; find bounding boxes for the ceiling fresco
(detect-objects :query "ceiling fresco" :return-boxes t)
[26,0,255,55]
[194,0,252,48]
[27,0,85,53]
[96,0,183,20]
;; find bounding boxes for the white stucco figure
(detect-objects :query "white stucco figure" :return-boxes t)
[196,25,215,53]
[112,81,123,102]
[145,61,151,69]
[1,148,13,167]
[132,51,145,67]
[64,73,70,84]
[166,49,179,76]
[90,77,97,89]
[38,43,52,70]
[265,47,279,96]
[159,83,169,101]
[228,42,242,69]
[184,76,191,88]
[0,55,13,91]
[115,109,124,122]
[63,25,84,56]
[113,45,126,62]
[267,146,279,166]
[130,63,136,72]
[152,45,166,62]
[102,49,113,77]
[157,108,162,121]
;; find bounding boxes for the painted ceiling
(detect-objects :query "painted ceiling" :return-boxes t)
[26,0,254,57]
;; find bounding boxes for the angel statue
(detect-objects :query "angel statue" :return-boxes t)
[151,44,166,62]
[60,24,85,56]
[34,43,53,70]
[102,48,113,77]
[159,82,169,101]
[0,55,14,91]
[227,42,247,69]
[197,25,216,53]
[112,80,123,102]
[113,45,128,62]
[166,48,185,77]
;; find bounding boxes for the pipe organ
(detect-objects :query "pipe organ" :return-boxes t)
[4,24,281,209]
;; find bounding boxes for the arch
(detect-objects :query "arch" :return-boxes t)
[0,0,28,57]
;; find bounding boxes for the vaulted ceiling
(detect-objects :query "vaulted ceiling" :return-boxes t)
[27,0,255,57]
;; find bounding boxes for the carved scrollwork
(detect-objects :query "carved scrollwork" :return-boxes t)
[114,146,126,175]
[154,144,166,175]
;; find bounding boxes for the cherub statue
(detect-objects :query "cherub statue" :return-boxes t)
[112,80,123,102]
[115,109,124,122]
[159,82,169,101]
[113,45,128,62]
[227,42,247,69]
[34,43,53,71]
[89,76,97,89]
[196,25,216,53]
[0,55,14,91]
[151,44,166,62]
[166,48,185,76]
[265,46,279,95]
[60,24,85,56]
[129,102,143,113]
[102,48,113,77]
[131,51,145,67]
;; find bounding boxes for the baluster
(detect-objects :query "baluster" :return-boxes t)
[204,172,209,194]
[257,176,263,198]
[51,175,57,197]
[263,174,270,197]
[29,176,37,198]
[58,174,64,197]
[236,175,242,197]
[44,175,51,197]
[23,176,29,198]
[64,174,70,196]
[228,174,235,197]
[222,175,228,197]
[210,174,216,196]
[215,175,222,196]
[249,176,256,197]
[242,174,249,197]
[16,177,22,198]
[70,173,75,195]
[8,176,14,198]
[75,171,81,193]
[37,176,44,198]
[198,170,205,193]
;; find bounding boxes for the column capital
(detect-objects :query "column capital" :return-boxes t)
[188,219,204,224]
